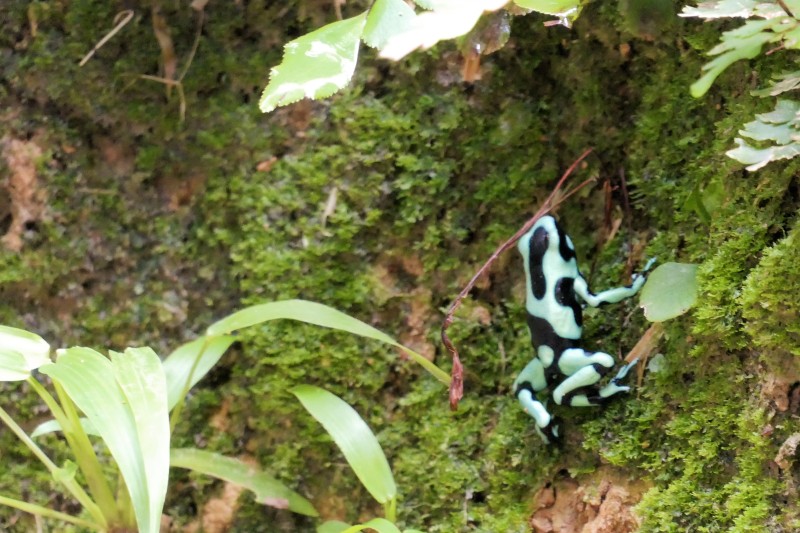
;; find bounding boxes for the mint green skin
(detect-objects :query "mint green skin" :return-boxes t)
[513,216,654,444]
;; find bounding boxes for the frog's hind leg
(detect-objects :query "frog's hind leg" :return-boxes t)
[552,349,635,407]
[568,359,639,406]
[514,358,560,443]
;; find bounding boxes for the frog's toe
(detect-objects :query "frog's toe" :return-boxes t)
[614,359,638,381]
[602,383,630,397]
[535,421,562,446]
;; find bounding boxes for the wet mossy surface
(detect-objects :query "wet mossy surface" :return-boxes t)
[1,1,799,531]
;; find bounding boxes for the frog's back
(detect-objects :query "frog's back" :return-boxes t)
[518,216,584,347]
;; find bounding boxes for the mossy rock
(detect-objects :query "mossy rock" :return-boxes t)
[0,1,799,531]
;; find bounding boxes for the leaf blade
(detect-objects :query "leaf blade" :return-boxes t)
[0,349,31,381]
[111,347,171,533]
[0,325,51,380]
[31,416,99,438]
[259,14,367,113]
[341,518,402,533]
[363,0,417,50]
[640,263,699,322]
[318,521,353,533]
[170,448,317,517]
[39,347,168,533]
[513,0,580,15]
[206,299,449,385]
[162,335,236,410]
[292,385,397,505]
[379,0,507,60]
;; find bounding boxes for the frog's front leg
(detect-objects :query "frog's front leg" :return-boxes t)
[513,358,560,443]
[573,258,656,307]
[551,348,635,406]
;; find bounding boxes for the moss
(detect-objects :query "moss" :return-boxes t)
[740,217,800,358]
[1,0,800,531]
[584,348,780,532]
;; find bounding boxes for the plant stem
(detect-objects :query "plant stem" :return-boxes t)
[0,404,107,529]
[384,496,397,523]
[0,494,100,530]
[45,378,119,521]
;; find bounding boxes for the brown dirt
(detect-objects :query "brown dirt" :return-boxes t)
[760,353,800,414]
[183,481,244,533]
[530,467,649,533]
[1,136,45,251]
[398,288,436,361]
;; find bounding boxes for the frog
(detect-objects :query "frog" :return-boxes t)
[513,215,654,444]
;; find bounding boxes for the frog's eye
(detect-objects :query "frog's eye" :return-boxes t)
[545,217,574,261]
[556,229,575,262]
[531,226,550,255]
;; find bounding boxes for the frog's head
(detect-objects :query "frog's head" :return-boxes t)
[518,215,575,264]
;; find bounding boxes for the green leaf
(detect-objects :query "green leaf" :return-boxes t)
[0,350,30,381]
[740,120,795,144]
[363,0,417,50]
[680,0,760,18]
[292,385,397,505]
[685,175,725,224]
[727,138,800,170]
[640,263,700,322]
[206,299,450,385]
[689,18,777,97]
[513,0,580,15]
[685,183,709,224]
[170,448,317,517]
[259,13,367,113]
[379,0,507,60]
[33,335,236,436]
[341,518,402,533]
[726,99,800,170]
[40,347,170,533]
[111,347,170,533]
[748,98,800,124]
[680,0,788,19]
[162,335,236,410]
[753,70,800,97]
[680,4,800,97]
[31,417,99,438]
[318,520,352,533]
[0,494,100,530]
[0,325,51,380]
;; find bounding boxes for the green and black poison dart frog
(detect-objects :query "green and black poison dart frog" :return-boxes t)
[513,215,654,444]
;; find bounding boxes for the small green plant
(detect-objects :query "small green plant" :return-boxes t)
[682,1,800,169]
[259,0,583,113]
[292,385,424,533]
[0,300,449,532]
[640,262,700,322]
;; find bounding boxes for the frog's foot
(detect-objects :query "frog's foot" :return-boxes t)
[516,383,551,428]
[631,258,657,291]
[615,358,638,380]
[535,420,561,446]
[598,359,638,399]
[516,382,561,445]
